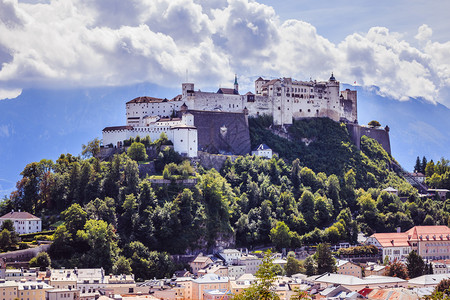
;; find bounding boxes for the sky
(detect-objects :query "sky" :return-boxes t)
[1,0,450,196]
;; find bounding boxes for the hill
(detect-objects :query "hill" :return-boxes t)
[2,116,447,280]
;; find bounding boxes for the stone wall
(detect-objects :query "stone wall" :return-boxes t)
[0,244,51,262]
[346,124,391,155]
[188,110,251,155]
[197,151,240,171]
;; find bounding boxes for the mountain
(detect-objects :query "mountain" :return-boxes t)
[1,83,449,197]
[351,84,450,171]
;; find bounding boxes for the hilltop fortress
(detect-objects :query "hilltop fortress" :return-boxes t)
[103,74,363,157]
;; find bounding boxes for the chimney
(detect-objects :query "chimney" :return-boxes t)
[396,227,401,233]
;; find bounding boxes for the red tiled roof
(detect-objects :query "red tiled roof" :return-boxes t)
[358,288,373,297]
[407,225,450,241]
[0,211,39,220]
[370,232,410,247]
[371,226,450,246]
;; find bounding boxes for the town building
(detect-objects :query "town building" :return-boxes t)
[190,255,213,275]
[234,254,262,275]
[336,260,362,278]
[217,249,241,265]
[366,225,450,262]
[191,274,229,300]
[0,211,42,234]
[251,144,273,158]
[309,273,407,292]
[103,112,198,157]
[364,262,387,276]
[45,289,80,300]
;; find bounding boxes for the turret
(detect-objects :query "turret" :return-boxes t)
[234,74,239,93]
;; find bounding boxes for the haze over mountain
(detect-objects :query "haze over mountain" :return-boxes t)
[1,83,449,197]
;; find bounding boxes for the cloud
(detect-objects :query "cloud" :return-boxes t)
[0,124,10,137]
[0,0,449,107]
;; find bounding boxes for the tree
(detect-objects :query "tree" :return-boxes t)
[285,255,302,276]
[421,156,428,174]
[113,256,132,275]
[368,120,381,128]
[127,142,148,161]
[61,203,87,236]
[304,256,317,276]
[406,250,425,278]
[314,243,336,274]
[29,252,51,271]
[386,260,408,279]
[414,156,421,173]
[81,138,101,158]
[232,250,280,300]
[270,221,292,251]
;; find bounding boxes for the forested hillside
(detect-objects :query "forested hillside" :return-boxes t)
[1,117,447,280]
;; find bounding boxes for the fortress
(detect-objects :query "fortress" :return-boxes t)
[102,74,360,157]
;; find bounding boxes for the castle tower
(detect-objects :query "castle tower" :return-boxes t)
[234,74,239,93]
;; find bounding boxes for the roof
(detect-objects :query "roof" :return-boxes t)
[126,96,167,104]
[337,260,350,268]
[102,125,133,132]
[192,255,212,264]
[255,77,264,81]
[382,187,398,192]
[369,232,410,247]
[314,273,406,286]
[255,144,271,151]
[406,225,450,241]
[408,273,450,286]
[193,274,229,284]
[217,88,239,95]
[0,211,40,220]
[261,79,280,87]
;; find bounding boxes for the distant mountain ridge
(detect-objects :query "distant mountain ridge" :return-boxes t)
[0,83,449,197]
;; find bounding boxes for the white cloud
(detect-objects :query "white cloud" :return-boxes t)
[0,88,22,100]
[0,124,11,137]
[0,0,449,107]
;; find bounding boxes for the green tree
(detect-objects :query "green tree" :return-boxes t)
[61,203,87,236]
[406,251,425,278]
[232,251,280,300]
[81,138,101,158]
[368,120,381,128]
[414,156,421,173]
[285,255,302,276]
[127,142,148,162]
[113,256,132,275]
[304,256,317,276]
[270,221,292,251]
[29,252,51,271]
[314,243,336,274]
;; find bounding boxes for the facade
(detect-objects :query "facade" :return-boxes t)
[45,289,80,300]
[336,260,362,278]
[103,113,198,158]
[235,255,262,275]
[103,74,357,158]
[184,75,357,126]
[366,225,450,262]
[251,144,272,158]
[0,211,42,234]
[191,274,229,300]
[218,249,241,265]
[190,255,213,275]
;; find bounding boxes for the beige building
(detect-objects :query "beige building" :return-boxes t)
[190,255,213,275]
[17,281,54,300]
[45,289,80,300]
[366,226,450,262]
[0,280,18,300]
[235,255,262,275]
[364,262,387,276]
[192,274,229,300]
[336,260,362,278]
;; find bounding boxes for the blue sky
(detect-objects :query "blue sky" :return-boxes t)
[1,0,450,196]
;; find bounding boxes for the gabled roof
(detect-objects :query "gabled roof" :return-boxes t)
[369,232,410,247]
[126,96,167,104]
[217,88,239,95]
[261,79,280,87]
[0,211,40,220]
[406,225,450,241]
[255,144,271,151]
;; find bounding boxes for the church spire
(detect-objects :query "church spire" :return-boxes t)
[234,74,238,92]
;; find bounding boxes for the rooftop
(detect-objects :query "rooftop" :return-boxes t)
[0,211,40,220]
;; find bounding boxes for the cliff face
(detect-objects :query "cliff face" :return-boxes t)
[346,123,391,155]
[188,110,251,155]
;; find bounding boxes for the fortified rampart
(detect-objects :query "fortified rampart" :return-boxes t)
[346,123,391,155]
[188,110,251,155]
